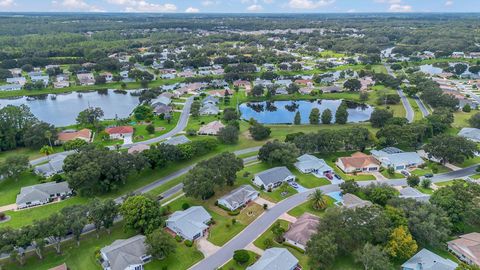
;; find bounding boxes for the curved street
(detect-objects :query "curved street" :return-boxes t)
[190,164,478,270]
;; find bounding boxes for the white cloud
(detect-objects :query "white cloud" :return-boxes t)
[288,0,334,9]
[347,8,356,13]
[374,0,401,3]
[445,0,453,6]
[55,0,104,11]
[107,0,177,12]
[389,3,412,12]
[247,4,263,11]
[0,0,14,7]
[185,6,200,13]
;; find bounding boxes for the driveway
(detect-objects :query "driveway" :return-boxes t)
[122,134,133,145]
[196,235,221,258]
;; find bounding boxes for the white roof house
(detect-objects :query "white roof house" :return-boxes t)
[151,96,171,107]
[371,147,424,171]
[166,206,212,241]
[100,235,151,270]
[16,181,72,209]
[163,135,191,146]
[341,193,372,209]
[458,127,480,142]
[401,248,457,270]
[246,248,299,270]
[399,187,430,202]
[217,185,259,211]
[199,104,220,115]
[253,167,295,190]
[34,154,68,177]
[294,154,333,175]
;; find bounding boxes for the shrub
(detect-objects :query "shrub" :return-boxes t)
[233,250,250,265]
[146,124,155,134]
[231,218,237,225]
[243,171,251,177]
[175,235,182,242]
[184,240,193,247]
[0,212,5,221]
[387,167,395,176]
[431,164,439,174]
[263,203,268,210]
[181,203,190,210]
[407,175,420,187]
[421,179,432,189]
[187,129,197,136]
[263,238,273,248]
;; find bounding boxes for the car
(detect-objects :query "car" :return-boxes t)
[400,170,411,177]
[325,173,334,180]
[424,173,433,178]
[289,182,299,188]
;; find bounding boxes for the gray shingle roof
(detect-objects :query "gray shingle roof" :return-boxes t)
[218,185,258,209]
[163,135,191,146]
[167,206,211,240]
[34,154,67,177]
[255,167,294,186]
[342,193,372,209]
[101,235,147,270]
[399,187,430,202]
[284,213,319,247]
[401,248,457,270]
[246,248,298,270]
[16,181,71,205]
[459,127,480,142]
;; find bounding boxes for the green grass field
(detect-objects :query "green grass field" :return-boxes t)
[0,171,41,206]
[287,197,335,218]
[219,250,259,270]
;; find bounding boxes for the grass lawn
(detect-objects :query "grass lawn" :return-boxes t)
[417,186,434,194]
[457,155,480,168]
[293,171,330,189]
[187,114,222,132]
[436,180,458,186]
[408,97,423,122]
[471,173,480,180]
[146,241,204,270]
[0,146,63,163]
[453,110,476,129]
[0,171,42,206]
[287,197,334,218]
[380,170,404,179]
[132,112,180,143]
[219,250,259,270]
[253,220,310,269]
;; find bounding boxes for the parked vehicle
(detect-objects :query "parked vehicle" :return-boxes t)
[401,170,411,177]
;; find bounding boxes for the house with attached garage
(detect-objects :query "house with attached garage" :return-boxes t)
[217,185,259,211]
[16,181,72,209]
[401,248,457,270]
[105,126,134,140]
[253,167,296,190]
[34,154,68,177]
[447,232,480,266]
[246,248,300,270]
[284,213,319,251]
[341,193,372,209]
[294,154,333,176]
[162,135,191,146]
[166,206,212,241]
[371,147,424,171]
[336,152,380,173]
[198,120,225,136]
[100,235,151,270]
[458,127,480,142]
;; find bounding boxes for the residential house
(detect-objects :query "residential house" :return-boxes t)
[207,89,233,97]
[341,193,372,209]
[371,147,424,171]
[101,72,113,82]
[100,235,151,270]
[217,185,259,211]
[294,154,333,177]
[246,248,299,270]
[452,52,466,58]
[458,127,480,142]
[284,213,319,250]
[127,144,150,154]
[199,104,220,115]
[402,248,458,270]
[253,167,296,190]
[275,79,293,87]
[198,120,225,135]
[77,73,95,86]
[178,70,196,78]
[8,68,22,77]
[275,87,288,95]
[202,96,219,106]
[151,96,171,107]
[53,81,70,88]
[57,129,92,144]
[233,80,251,88]
[163,135,191,146]
[336,152,380,173]
[153,103,172,115]
[359,76,375,91]
[448,232,480,265]
[30,75,49,86]
[28,71,42,77]
[299,86,314,95]
[34,154,68,177]
[105,126,134,140]
[6,77,26,86]
[166,206,212,241]
[0,84,22,91]
[320,85,343,93]
[295,79,313,86]
[16,181,72,209]
[399,187,430,202]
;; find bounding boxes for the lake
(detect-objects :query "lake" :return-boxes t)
[0,89,140,126]
[239,99,373,124]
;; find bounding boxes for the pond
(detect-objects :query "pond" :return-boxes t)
[0,89,140,126]
[419,63,479,78]
[239,99,373,124]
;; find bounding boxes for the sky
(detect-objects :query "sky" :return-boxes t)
[0,0,478,13]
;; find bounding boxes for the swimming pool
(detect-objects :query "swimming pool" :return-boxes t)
[327,191,344,204]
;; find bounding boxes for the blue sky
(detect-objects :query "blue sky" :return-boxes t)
[0,0,477,13]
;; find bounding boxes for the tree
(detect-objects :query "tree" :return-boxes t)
[339,180,360,195]
[133,105,153,121]
[424,134,477,164]
[321,109,332,124]
[63,138,88,151]
[223,108,238,122]
[469,112,480,128]
[23,122,57,149]
[88,198,119,237]
[454,63,468,75]
[287,83,300,94]
[370,109,393,128]
[0,155,29,181]
[218,125,239,144]
[335,102,349,124]
[233,250,250,265]
[190,101,201,117]
[354,243,393,270]
[363,183,397,206]
[0,104,37,151]
[146,229,176,260]
[249,123,271,140]
[252,85,265,96]
[421,178,432,189]
[306,232,338,270]
[146,124,155,134]
[384,226,418,260]
[463,104,471,112]
[309,189,328,210]
[344,79,362,91]
[294,111,301,125]
[120,195,163,234]
[76,107,104,128]
[258,140,300,166]
[406,175,420,187]
[44,213,69,254]
[61,205,88,246]
[271,221,285,243]
[39,145,53,156]
[309,108,320,124]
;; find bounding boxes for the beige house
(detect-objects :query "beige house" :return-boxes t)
[447,232,480,266]
[336,152,380,173]
[284,213,319,250]
[198,121,225,135]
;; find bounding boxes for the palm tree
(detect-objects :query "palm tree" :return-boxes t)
[44,130,53,148]
[39,145,53,156]
[309,189,328,210]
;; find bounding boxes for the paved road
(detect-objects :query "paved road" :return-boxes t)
[413,95,430,117]
[190,164,478,270]
[29,97,194,166]
[384,64,414,123]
